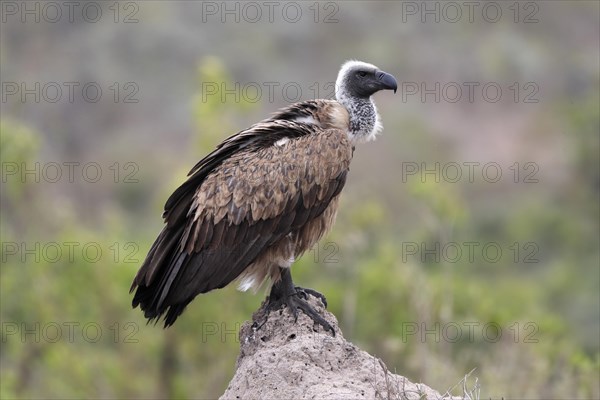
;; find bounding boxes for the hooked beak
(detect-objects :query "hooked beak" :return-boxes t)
[376,70,398,93]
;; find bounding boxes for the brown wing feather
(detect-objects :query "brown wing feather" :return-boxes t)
[132,111,352,327]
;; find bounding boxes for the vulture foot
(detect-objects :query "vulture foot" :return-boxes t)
[251,268,334,336]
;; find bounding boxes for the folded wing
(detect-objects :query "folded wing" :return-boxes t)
[131,122,352,326]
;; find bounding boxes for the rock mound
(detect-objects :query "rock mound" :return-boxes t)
[220,295,446,400]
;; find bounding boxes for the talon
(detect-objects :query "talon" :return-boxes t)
[252,318,268,331]
[288,300,299,321]
[295,286,328,308]
[294,288,308,300]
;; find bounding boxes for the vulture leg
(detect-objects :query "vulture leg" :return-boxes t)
[253,268,334,335]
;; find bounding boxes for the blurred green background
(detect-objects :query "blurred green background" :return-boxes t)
[1,1,598,399]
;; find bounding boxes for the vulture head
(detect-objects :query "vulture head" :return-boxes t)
[334,60,397,142]
[335,60,398,99]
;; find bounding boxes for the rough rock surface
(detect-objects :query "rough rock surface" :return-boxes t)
[220,295,446,400]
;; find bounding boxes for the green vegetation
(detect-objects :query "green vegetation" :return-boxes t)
[2,57,598,399]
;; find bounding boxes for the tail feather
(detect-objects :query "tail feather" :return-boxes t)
[131,224,189,327]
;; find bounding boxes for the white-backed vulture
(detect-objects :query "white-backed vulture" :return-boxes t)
[131,61,398,333]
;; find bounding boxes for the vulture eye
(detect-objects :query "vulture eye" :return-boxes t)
[357,71,367,78]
